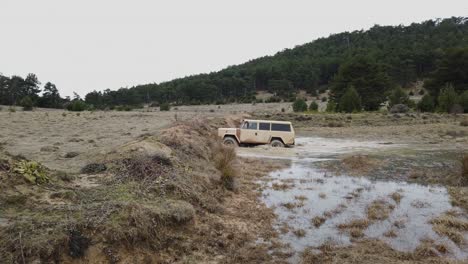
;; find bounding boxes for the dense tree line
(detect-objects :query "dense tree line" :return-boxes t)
[83,17,468,109]
[0,73,69,109]
[2,17,467,112]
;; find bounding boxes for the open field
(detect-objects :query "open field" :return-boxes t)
[0,104,467,263]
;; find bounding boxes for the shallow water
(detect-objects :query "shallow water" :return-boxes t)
[240,137,468,260]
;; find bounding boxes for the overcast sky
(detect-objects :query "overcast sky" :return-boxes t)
[1,0,467,97]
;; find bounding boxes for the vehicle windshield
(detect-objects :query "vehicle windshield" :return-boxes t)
[241,121,257,130]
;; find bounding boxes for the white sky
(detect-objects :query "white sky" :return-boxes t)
[1,0,467,97]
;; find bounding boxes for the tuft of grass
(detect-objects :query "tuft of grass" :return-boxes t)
[293,229,306,237]
[462,154,468,185]
[311,216,326,228]
[366,200,394,221]
[212,142,237,191]
[460,119,468,127]
[337,219,370,230]
[390,192,402,204]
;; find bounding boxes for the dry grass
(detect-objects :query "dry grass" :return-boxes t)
[272,182,295,191]
[293,229,306,238]
[212,142,238,190]
[311,216,326,228]
[115,154,172,182]
[337,219,370,230]
[341,155,381,175]
[462,154,468,185]
[367,200,395,221]
[431,213,468,245]
[301,239,454,264]
[390,192,402,204]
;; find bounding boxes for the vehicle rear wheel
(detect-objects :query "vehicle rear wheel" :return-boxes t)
[270,139,284,148]
[223,137,239,147]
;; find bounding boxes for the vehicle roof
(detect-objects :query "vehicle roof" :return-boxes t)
[243,119,292,125]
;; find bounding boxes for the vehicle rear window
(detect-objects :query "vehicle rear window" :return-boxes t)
[259,122,270,131]
[271,123,291,132]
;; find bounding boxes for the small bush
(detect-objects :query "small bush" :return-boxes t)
[460,120,468,127]
[8,106,16,113]
[281,108,285,113]
[265,96,281,103]
[326,100,337,112]
[160,103,170,111]
[20,96,34,111]
[67,100,87,112]
[292,99,308,112]
[309,101,319,111]
[419,89,425,95]
[321,97,327,102]
[80,163,107,174]
[390,104,410,113]
[437,84,458,113]
[13,160,49,184]
[417,94,435,112]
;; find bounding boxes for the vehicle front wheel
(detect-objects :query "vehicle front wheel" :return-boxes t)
[223,137,239,147]
[270,139,285,148]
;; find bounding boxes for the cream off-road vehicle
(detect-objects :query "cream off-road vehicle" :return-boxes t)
[218,119,295,147]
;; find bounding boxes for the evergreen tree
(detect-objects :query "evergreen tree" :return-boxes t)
[331,56,392,110]
[338,86,362,113]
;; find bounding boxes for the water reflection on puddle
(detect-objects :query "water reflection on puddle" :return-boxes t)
[241,137,468,260]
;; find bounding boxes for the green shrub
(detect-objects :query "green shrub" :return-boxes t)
[417,94,435,112]
[67,100,87,112]
[321,97,327,102]
[326,100,337,112]
[419,89,425,95]
[20,96,34,111]
[309,101,319,111]
[292,99,308,112]
[13,160,49,184]
[339,86,362,113]
[460,91,468,113]
[160,103,170,111]
[116,105,132,111]
[388,86,410,107]
[265,96,281,103]
[437,84,458,113]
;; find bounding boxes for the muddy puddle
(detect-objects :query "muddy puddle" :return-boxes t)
[239,137,468,261]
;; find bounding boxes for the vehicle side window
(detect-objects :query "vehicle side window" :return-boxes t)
[271,123,291,132]
[246,122,257,130]
[259,122,270,131]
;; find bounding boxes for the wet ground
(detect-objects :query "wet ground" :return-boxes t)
[238,137,468,262]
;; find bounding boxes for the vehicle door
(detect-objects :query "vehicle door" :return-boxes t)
[239,121,258,143]
[257,122,271,144]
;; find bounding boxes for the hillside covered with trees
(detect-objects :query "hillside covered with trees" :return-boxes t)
[1,17,467,112]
